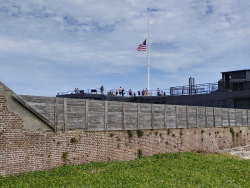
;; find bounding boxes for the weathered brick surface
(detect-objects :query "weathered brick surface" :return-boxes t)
[1,95,250,176]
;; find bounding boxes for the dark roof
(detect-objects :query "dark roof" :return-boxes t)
[221,69,250,74]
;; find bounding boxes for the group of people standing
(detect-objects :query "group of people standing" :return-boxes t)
[118,87,125,96]
[157,88,166,96]
[74,85,166,96]
[74,88,80,94]
[129,88,149,97]
[99,85,166,97]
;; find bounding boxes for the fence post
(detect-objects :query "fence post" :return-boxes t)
[235,109,237,127]
[205,107,207,128]
[151,104,154,129]
[220,108,222,128]
[185,106,188,128]
[63,98,67,133]
[213,107,215,128]
[85,100,88,131]
[247,110,249,127]
[137,103,140,129]
[175,106,178,128]
[105,101,108,130]
[54,98,58,133]
[122,102,125,130]
[164,105,166,129]
[196,106,198,128]
[241,109,243,127]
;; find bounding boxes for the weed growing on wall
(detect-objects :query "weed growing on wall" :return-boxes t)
[155,131,158,135]
[167,129,170,135]
[230,128,235,138]
[136,130,143,138]
[62,152,68,166]
[109,133,114,137]
[70,138,77,143]
[116,136,121,142]
[127,130,133,138]
[62,152,67,159]
[137,149,142,158]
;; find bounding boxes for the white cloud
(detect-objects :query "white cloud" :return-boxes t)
[1,0,250,95]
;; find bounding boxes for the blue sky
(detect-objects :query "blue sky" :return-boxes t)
[1,0,250,96]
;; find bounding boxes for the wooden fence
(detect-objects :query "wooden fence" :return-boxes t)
[18,95,250,132]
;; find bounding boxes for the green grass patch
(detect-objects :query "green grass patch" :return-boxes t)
[1,152,250,187]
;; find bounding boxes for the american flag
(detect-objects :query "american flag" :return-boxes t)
[136,40,146,51]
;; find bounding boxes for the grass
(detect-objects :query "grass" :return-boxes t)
[1,152,250,187]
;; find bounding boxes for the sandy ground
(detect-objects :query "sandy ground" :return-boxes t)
[227,146,250,160]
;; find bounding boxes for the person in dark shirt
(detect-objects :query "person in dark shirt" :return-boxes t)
[100,85,104,94]
[157,88,160,96]
[122,88,125,96]
[142,89,145,96]
[129,89,132,96]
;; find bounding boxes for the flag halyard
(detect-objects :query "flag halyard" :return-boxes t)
[136,40,146,51]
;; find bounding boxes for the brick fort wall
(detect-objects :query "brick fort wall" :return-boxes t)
[1,95,250,176]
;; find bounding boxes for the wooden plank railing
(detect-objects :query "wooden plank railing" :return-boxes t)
[15,95,250,132]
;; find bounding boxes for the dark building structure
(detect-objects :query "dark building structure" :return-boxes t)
[218,69,250,92]
[57,69,250,109]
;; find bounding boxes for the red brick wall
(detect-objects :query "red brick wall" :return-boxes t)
[1,95,250,176]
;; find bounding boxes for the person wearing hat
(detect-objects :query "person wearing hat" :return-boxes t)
[157,88,160,96]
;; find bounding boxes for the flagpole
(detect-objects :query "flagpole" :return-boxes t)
[147,8,150,91]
